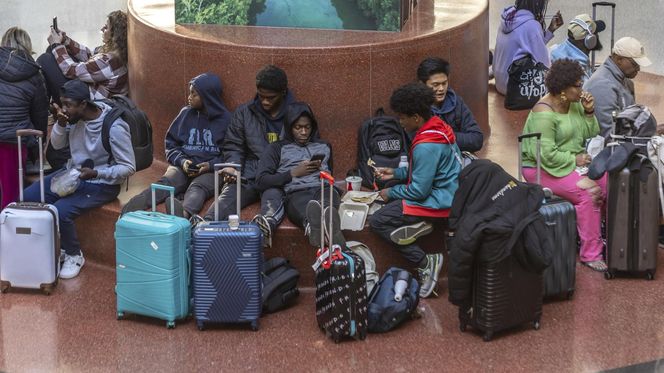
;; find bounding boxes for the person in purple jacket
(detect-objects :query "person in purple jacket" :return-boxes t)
[493,0,564,95]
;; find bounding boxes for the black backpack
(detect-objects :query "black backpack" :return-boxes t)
[100,95,153,172]
[357,108,409,189]
[261,257,300,313]
[367,267,420,333]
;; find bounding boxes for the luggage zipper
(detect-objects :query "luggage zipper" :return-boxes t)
[341,250,357,337]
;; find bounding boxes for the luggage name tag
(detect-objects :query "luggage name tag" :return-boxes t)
[312,249,330,271]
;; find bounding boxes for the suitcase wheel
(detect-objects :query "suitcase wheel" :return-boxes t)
[42,285,54,296]
[197,322,205,331]
[604,271,615,280]
[116,312,124,321]
[0,282,9,294]
[646,271,655,281]
[251,320,259,331]
[459,323,467,333]
[566,290,575,300]
[166,321,175,329]
[533,320,541,331]
[482,331,493,342]
[334,336,341,344]
[358,330,367,341]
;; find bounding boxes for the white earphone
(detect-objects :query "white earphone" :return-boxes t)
[570,18,597,50]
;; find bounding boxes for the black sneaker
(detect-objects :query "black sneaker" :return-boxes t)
[304,200,323,247]
[323,206,346,248]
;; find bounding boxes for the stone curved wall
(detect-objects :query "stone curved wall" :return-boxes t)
[128,0,489,176]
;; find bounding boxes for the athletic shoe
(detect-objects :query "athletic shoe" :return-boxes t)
[252,214,272,248]
[323,206,346,248]
[390,221,434,246]
[417,253,443,298]
[305,200,323,247]
[121,194,148,215]
[60,253,85,279]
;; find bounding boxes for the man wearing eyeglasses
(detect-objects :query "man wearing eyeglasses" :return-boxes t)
[584,37,652,137]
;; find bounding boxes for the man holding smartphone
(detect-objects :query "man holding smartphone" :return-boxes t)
[122,73,231,219]
[201,65,295,248]
[255,102,341,248]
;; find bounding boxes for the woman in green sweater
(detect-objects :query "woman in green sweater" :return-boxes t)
[521,59,607,272]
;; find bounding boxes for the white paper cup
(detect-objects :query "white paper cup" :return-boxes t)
[345,176,362,191]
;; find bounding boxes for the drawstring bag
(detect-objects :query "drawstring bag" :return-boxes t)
[504,55,548,111]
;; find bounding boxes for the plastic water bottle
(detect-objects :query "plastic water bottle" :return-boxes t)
[393,271,410,302]
[398,155,408,171]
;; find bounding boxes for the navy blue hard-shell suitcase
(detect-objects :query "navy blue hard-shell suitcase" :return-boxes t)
[115,184,191,328]
[192,163,263,331]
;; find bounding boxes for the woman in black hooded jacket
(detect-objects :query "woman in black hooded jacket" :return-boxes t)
[0,27,48,209]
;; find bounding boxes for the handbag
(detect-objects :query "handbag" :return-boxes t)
[504,55,548,110]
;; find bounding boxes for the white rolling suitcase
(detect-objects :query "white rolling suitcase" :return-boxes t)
[0,129,60,295]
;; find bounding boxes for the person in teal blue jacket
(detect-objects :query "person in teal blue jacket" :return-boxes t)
[369,82,462,298]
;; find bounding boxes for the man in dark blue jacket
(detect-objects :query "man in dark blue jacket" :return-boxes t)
[202,65,295,248]
[417,57,484,153]
[122,72,230,218]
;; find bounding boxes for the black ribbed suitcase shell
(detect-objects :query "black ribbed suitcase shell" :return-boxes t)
[315,249,368,343]
[460,255,543,341]
[606,166,658,280]
[539,197,577,299]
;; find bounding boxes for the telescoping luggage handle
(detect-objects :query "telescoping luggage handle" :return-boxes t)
[318,171,342,270]
[591,2,616,71]
[213,163,242,222]
[16,129,45,203]
[150,184,176,215]
[517,132,542,185]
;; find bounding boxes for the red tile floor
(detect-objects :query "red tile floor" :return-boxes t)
[2,74,664,373]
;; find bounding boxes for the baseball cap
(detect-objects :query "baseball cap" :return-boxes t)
[568,14,605,40]
[613,37,652,67]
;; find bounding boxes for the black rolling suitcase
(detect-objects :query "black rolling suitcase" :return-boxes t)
[313,171,368,343]
[459,254,543,342]
[518,133,577,299]
[605,149,658,280]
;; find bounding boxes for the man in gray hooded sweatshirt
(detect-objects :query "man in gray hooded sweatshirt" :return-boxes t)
[23,79,135,279]
[584,37,652,137]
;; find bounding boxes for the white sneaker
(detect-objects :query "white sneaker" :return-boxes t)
[60,253,85,279]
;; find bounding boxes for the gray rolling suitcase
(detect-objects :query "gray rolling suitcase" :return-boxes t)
[605,157,658,280]
[518,133,577,299]
[0,129,60,295]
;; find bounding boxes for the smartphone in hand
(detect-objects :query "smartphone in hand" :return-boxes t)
[310,153,325,162]
[52,17,59,33]
[187,164,200,174]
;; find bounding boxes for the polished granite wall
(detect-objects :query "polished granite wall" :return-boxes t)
[127,0,489,176]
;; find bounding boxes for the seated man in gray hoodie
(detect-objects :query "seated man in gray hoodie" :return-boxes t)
[255,102,342,247]
[23,79,135,279]
[584,37,652,137]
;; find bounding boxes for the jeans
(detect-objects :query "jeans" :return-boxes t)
[23,172,120,255]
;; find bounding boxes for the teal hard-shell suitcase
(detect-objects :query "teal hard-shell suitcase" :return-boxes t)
[115,184,191,328]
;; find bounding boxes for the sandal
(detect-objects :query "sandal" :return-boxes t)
[582,260,608,272]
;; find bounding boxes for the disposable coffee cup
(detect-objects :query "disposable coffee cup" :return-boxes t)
[345,176,362,191]
[228,214,240,230]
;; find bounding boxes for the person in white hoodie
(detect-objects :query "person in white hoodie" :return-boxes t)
[23,79,135,279]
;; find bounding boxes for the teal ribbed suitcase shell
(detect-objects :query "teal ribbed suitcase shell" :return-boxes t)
[114,211,191,328]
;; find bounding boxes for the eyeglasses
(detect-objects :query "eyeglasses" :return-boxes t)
[626,57,640,69]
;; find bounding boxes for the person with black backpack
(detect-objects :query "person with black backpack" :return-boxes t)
[369,83,462,299]
[23,79,136,279]
[122,72,230,220]
[417,57,484,153]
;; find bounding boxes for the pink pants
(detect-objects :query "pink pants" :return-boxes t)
[0,142,26,210]
[522,167,607,262]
